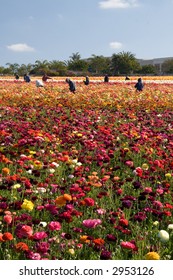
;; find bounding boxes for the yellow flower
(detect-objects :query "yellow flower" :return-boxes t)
[145,252,160,260]
[68,249,75,255]
[33,160,43,170]
[12,184,21,189]
[142,163,149,170]
[165,173,172,178]
[21,199,34,211]
[29,150,36,155]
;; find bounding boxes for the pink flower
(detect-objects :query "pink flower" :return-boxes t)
[153,200,163,209]
[27,251,41,260]
[35,242,50,253]
[96,208,106,215]
[82,219,102,228]
[32,231,48,240]
[48,221,61,231]
[15,224,33,238]
[120,241,137,251]
[4,215,12,224]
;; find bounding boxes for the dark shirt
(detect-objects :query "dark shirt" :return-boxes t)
[24,75,31,82]
[84,77,89,85]
[104,75,109,82]
[135,81,144,91]
[69,80,76,92]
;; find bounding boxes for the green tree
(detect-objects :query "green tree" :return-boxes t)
[5,63,20,75]
[67,52,89,72]
[49,60,67,76]
[32,60,50,75]
[138,64,156,75]
[162,59,173,74]
[88,55,111,75]
[111,51,140,75]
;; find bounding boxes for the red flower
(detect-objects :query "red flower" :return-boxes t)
[120,241,137,251]
[2,232,13,241]
[118,218,129,227]
[84,197,95,206]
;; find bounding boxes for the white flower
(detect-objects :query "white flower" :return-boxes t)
[39,222,47,227]
[167,224,173,230]
[26,169,32,174]
[49,168,55,174]
[158,230,169,242]
[51,162,59,168]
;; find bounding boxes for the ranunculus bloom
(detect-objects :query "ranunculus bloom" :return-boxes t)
[15,242,29,252]
[119,218,129,227]
[153,200,163,209]
[167,224,173,230]
[120,241,137,250]
[2,167,10,176]
[27,251,41,260]
[32,231,48,240]
[35,241,50,253]
[15,224,33,238]
[158,230,169,242]
[84,197,95,206]
[48,221,61,231]
[55,196,66,207]
[145,252,160,260]
[82,219,102,228]
[2,232,13,241]
[4,215,12,224]
[21,199,34,211]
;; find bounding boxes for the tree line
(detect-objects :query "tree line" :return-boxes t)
[1,51,173,77]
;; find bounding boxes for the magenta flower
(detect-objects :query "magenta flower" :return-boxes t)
[48,221,61,231]
[27,251,41,260]
[82,219,102,228]
[32,231,48,240]
[120,241,137,251]
[35,242,50,253]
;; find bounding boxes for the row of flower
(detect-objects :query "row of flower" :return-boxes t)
[0,79,173,260]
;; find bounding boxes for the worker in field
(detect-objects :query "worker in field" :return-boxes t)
[24,73,31,82]
[42,73,52,82]
[135,77,144,91]
[83,76,90,85]
[104,74,109,82]
[66,78,76,93]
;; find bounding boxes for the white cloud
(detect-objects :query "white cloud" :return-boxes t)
[7,43,35,52]
[99,0,139,9]
[109,41,123,49]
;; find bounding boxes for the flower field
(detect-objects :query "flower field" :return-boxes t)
[0,78,173,260]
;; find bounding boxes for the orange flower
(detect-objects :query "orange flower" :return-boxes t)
[93,238,105,246]
[80,235,90,244]
[1,155,12,164]
[55,194,72,206]
[2,167,10,176]
[55,195,66,207]
[63,194,72,201]
[2,232,13,241]
[15,242,29,252]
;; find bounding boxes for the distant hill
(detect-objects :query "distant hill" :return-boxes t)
[137,57,173,66]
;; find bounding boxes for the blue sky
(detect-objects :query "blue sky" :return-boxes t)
[1,0,173,66]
